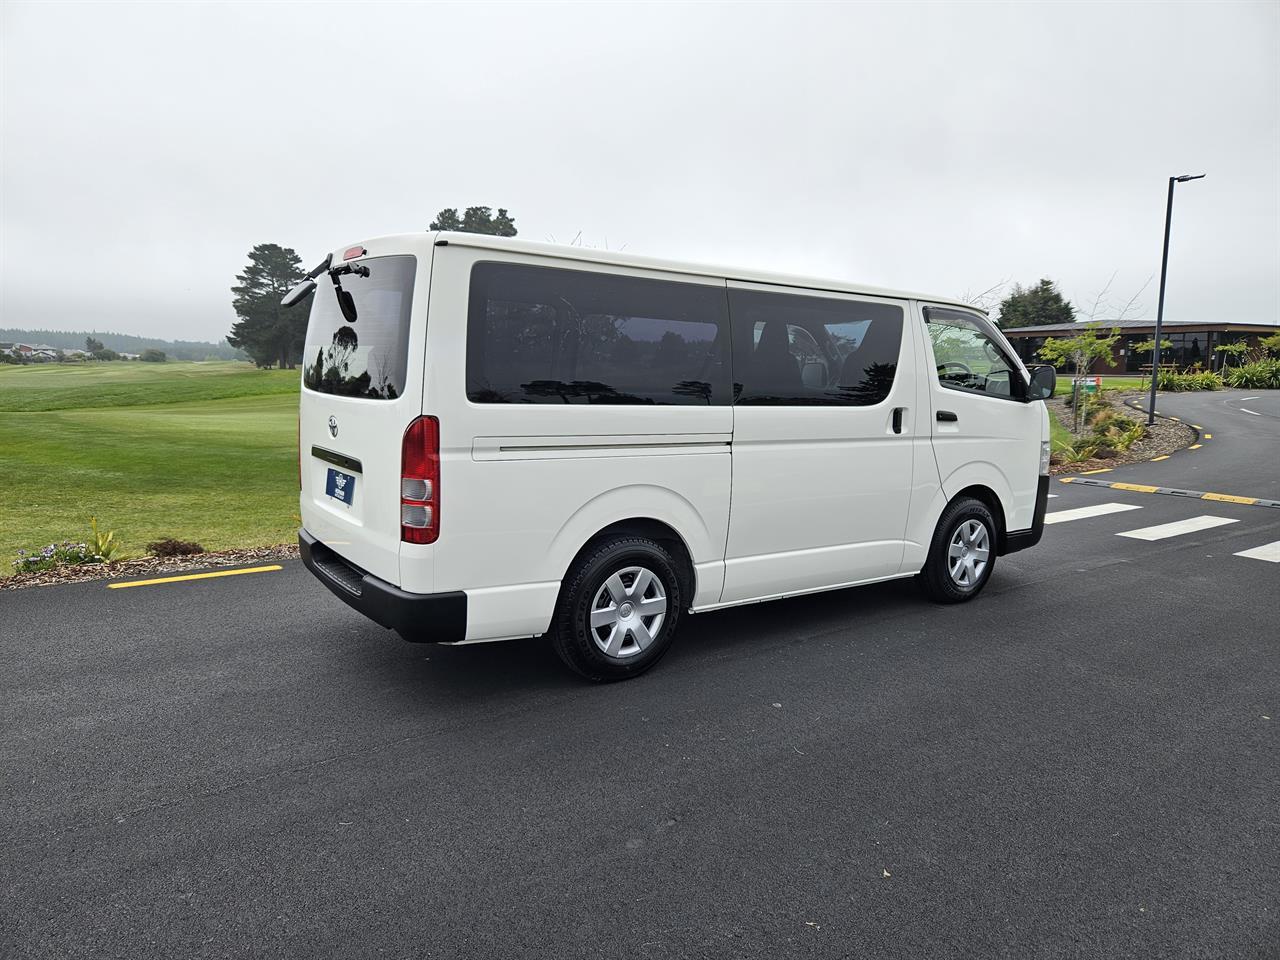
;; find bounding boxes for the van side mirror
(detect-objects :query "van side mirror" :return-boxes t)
[1025,364,1056,402]
[281,279,316,308]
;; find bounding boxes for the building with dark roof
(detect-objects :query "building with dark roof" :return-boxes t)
[1000,318,1279,375]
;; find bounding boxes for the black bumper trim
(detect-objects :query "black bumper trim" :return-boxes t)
[299,530,466,643]
[1000,474,1050,556]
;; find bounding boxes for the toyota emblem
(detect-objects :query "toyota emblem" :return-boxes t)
[328,415,338,438]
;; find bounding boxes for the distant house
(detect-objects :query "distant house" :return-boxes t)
[1001,319,1280,375]
[0,342,14,355]
[120,352,141,360]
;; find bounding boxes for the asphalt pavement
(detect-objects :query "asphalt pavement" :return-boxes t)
[2,390,1277,959]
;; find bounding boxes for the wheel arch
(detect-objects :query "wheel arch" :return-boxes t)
[950,483,1008,550]
[547,485,708,604]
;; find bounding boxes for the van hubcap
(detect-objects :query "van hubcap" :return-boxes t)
[948,519,990,588]
[589,566,667,659]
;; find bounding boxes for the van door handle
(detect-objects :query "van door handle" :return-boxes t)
[937,410,958,422]
[892,407,905,434]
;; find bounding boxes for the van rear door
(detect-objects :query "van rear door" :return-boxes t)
[298,247,427,586]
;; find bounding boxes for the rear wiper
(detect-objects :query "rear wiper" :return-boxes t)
[328,261,368,324]
[279,253,369,317]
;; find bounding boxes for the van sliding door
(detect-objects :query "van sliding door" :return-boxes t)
[720,282,916,604]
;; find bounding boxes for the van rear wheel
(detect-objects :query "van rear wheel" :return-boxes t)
[918,497,997,603]
[551,536,683,682]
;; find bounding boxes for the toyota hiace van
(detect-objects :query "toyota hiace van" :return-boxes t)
[290,233,1055,681]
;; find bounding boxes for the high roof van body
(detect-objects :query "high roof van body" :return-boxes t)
[294,233,1055,680]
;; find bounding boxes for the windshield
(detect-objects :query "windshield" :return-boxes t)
[302,255,416,399]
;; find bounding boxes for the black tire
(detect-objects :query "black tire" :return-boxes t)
[918,497,998,604]
[550,535,683,682]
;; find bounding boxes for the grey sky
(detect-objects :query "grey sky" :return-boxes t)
[3,0,1277,342]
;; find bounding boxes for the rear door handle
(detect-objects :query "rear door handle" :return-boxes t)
[892,407,905,434]
[937,410,958,422]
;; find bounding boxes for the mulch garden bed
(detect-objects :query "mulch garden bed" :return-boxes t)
[1048,392,1197,476]
[1,544,300,591]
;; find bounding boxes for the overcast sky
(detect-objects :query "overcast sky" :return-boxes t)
[2,0,1277,341]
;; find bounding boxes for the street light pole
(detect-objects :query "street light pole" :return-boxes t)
[1147,173,1205,426]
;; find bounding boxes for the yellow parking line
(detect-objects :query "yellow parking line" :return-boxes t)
[1151,455,1170,461]
[1188,444,1203,450]
[107,565,283,589]
[1081,468,1113,475]
[1112,482,1160,493]
[1202,493,1258,505]
[1203,433,1212,439]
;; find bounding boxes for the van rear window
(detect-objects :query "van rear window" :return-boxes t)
[303,255,416,400]
[466,262,731,405]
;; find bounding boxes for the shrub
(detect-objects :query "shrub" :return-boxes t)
[147,538,205,557]
[13,541,104,574]
[12,519,121,573]
[1224,358,1280,390]
[89,517,119,562]
[1056,437,1099,463]
[1157,370,1223,392]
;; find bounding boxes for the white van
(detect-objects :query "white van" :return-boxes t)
[289,233,1055,681]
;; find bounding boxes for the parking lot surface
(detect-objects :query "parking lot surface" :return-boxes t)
[3,391,1277,959]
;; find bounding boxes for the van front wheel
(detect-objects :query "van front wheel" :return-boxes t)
[919,498,997,603]
[551,536,683,682]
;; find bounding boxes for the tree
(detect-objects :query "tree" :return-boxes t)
[140,349,166,362]
[1132,337,1173,386]
[429,206,517,237]
[1037,324,1120,432]
[996,279,1076,329]
[227,244,310,369]
[85,336,105,353]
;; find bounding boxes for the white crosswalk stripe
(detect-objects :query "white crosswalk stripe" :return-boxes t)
[1116,516,1238,541]
[1044,503,1142,525]
[1234,541,1280,563]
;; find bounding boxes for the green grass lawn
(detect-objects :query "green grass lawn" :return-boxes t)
[1048,408,1073,452]
[0,360,298,412]
[2,362,300,572]
[1053,375,1146,397]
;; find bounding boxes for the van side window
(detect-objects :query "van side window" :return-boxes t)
[729,289,903,406]
[924,307,1023,399]
[467,262,730,405]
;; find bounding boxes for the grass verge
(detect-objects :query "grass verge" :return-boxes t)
[2,363,299,572]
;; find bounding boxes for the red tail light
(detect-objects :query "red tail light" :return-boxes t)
[401,416,440,544]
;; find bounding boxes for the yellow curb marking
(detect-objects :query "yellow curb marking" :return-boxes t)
[1081,468,1113,475]
[1188,444,1203,450]
[1168,416,1181,421]
[1203,433,1212,439]
[107,565,283,589]
[1192,424,1202,429]
[1112,482,1160,493]
[1151,455,1171,461]
[1202,493,1258,505]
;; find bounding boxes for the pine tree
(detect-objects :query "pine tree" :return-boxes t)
[996,279,1075,329]
[227,244,309,368]
[429,206,517,237]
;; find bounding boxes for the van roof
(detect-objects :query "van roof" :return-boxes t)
[399,232,983,313]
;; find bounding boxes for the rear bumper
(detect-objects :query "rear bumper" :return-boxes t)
[1000,475,1050,556]
[299,529,466,643]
